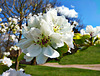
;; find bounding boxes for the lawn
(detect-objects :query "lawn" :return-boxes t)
[0,45,100,76]
[59,44,100,65]
[0,64,100,76]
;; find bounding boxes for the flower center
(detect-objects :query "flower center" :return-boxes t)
[53,25,61,33]
[34,34,51,47]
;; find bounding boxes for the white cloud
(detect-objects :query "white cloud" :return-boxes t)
[71,5,75,8]
[56,6,78,18]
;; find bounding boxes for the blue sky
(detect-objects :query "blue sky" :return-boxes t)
[58,0,100,27]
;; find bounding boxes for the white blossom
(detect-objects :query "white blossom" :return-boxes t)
[80,29,89,35]
[19,68,24,72]
[0,23,4,27]
[9,45,20,51]
[0,18,2,21]
[5,23,8,25]
[81,25,100,37]
[1,68,31,76]
[0,8,2,12]
[43,9,74,48]
[3,52,10,56]
[17,8,74,64]
[0,57,12,67]
[98,33,100,38]
[12,18,18,24]
[17,27,60,64]
[1,28,6,33]
[10,35,16,41]
[9,17,12,21]
[67,48,71,53]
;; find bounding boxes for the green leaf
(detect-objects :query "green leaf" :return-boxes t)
[18,53,25,61]
[82,35,90,39]
[74,35,90,45]
[73,35,82,39]
[73,33,82,39]
[74,39,85,45]
[56,43,69,57]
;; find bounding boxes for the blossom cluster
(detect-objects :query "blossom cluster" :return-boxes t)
[0,11,21,54]
[0,51,12,67]
[10,34,18,43]
[3,52,10,56]
[8,17,22,34]
[0,8,6,33]
[9,45,20,51]
[17,8,74,64]
[0,17,21,34]
[0,51,31,76]
[80,25,100,37]
[0,56,12,67]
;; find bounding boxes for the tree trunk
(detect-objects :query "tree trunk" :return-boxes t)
[15,49,21,70]
[15,14,22,70]
[31,57,37,65]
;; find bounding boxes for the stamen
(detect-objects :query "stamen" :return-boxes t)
[33,34,51,47]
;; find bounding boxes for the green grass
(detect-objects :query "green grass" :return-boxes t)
[0,64,100,76]
[0,64,9,74]
[59,44,100,65]
[0,45,100,76]
[19,64,100,76]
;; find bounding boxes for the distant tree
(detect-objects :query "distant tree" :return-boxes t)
[67,17,85,33]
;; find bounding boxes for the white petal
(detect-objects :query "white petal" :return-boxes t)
[2,72,10,76]
[43,46,60,58]
[86,25,94,33]
[16,39,33,49]
[40,19,53,36]
[56,41,64,48]
[98,33,100,38]
[24,55,33,62]
[60,25,72,33]
[28,16,40,28]
[22,49,27,54]
[80,29,85,35]
[30,27,41,42]
[50,33,62,43]
[50,42,58,49]
[62,33,74,48]
[96,26,100,33]
[27,44,42,57]
[44,9,57,23]
[36,52,48,64]
[56,16,68,26]
[22,27,32,39]
[92,28,97,37]
[51,41,64,49]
